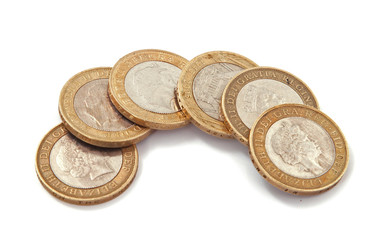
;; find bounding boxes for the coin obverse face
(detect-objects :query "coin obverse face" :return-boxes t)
[50,134,123,189]
[74,78,132,131]
[266,117,335,179]
[222,67,318,145]
[177,51,258,138]
[36,124,138,205]
[109,49,190,130]
[125,61,182,114]
[249,104,348,195]
[59,67,152,148]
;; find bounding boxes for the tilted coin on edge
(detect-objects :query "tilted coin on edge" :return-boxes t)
[108,49,190,130]
[177,51,258,138]
[59,67,153,148]
[36,124,139,205]
[222,67,319,145]
[249,104,349,195]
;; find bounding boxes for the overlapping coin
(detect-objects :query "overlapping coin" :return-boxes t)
[36,49,349,204]
[36,124,138,205]
[249,104,348,195]
[177,51,258,138]
[222,67,318,145]
[59,67,153,148]
[109,49,190,130]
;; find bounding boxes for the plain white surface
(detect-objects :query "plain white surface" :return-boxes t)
[0,1,378,239]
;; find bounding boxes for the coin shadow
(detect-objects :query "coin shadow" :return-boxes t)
[137,124,204,152]
[259,145,354,207]
[136,123,249,163]
[53,127,354,209]
[50,174,140,210]
[191,126,249,154]
[59,124,222,210]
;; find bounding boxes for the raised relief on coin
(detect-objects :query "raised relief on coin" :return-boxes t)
[74,78,133,131]
[124,61,182,114]
[193,63,243,120]
[50,134,122,189]
[236,79,303,128]
[177,51,257,138]
[60,67,152,148]
[265,117,335,179]
[109,50,189,130]
[37,124,139,204]
[249,104,348,195]
[222,67,318,145]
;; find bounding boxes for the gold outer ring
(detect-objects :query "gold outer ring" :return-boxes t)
[177,51,258,138]
[249,104,349,195]
[59,67,153,148]
[108,49,190,130]
[35,124,139,205]
[222,67,319,145]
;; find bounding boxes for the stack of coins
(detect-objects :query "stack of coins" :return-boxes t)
[36,49,349,205]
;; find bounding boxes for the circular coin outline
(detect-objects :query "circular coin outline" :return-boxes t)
[249,104,349,195]
[59,67,153,148]
[35,124,139,205]
[177,51,258,138]
[109,49,190,130]
[222,67,319,145]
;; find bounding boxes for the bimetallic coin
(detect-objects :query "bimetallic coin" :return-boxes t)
[109,49,190,130]
[59,67,152,148]
[177,51,258,138]
[249,104,348,195]
[36,124,139,205]
[222,67,318,145]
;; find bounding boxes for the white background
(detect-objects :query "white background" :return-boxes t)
[0,1,379,239]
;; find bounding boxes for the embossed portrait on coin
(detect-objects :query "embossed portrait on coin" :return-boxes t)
[236,79,303,128]
[50,134,123,188]
[265,117,335,179]
[74,78,132,131]
[193,63,243,120]
[124,61,181,114]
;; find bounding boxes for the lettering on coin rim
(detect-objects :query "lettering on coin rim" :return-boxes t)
[108,49,190,130]
[177,51,258,138]
[222,67,319,145]
[59,67,152,148]
[249,104,348,195]
[36,124,138,205]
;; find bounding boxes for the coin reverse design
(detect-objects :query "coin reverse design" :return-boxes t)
[177,51,258,138]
